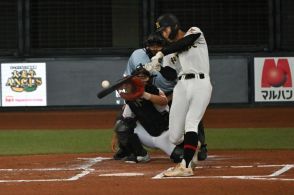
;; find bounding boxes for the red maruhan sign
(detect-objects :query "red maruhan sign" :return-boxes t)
[261,58,292,88]
[255,57,294,102]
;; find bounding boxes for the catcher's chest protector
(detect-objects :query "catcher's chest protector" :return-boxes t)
[127,85,169,136]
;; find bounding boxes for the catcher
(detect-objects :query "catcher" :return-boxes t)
[112,67,183,163]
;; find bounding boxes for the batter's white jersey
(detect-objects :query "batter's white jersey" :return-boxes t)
[178,27,210,76]
[162,53,182,75]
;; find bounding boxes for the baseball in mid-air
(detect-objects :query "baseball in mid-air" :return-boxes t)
[101,80,110,88]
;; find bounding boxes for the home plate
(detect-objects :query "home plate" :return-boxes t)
[99,173,144,177]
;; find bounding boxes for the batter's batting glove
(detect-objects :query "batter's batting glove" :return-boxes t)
[144,51,164,72]
[144,61,161,72]
[151,51,164,63]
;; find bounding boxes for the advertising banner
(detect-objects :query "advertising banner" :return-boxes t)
[1,62,47,106]
[254,57,294,102]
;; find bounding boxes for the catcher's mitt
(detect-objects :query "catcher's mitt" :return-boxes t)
[118,77,145,101]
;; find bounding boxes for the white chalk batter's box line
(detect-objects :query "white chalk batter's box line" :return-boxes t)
[153,164,294,181]
[0,157,293,183]
[0,157,110,183]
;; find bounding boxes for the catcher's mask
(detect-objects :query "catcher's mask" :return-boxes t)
[155,13,180,40]
[144,32,165,58]
[144,32,165,47]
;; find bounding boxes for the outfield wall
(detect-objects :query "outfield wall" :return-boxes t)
[0,55,293,107]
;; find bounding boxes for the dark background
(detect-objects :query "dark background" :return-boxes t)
[0,0,293,108]
[1,0,293,56]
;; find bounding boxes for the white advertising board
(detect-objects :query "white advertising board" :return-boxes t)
[254,57,294,102]
[1,62,47,106]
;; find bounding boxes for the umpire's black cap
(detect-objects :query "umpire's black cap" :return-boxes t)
[144,32,165,47]
[155,13,180,32]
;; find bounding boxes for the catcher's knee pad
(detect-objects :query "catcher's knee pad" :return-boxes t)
[114,117,137,133]
[197,120,206,145]
[114,117,137,146]
[170,145,183,163]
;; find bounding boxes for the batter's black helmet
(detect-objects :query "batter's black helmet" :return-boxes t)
[155,14,180,40]
[156,14,180,31]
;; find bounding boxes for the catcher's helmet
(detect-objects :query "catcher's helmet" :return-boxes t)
[131,66,151,78]
[155,13,180,40]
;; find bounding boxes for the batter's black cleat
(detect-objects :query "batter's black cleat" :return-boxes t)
[113,148,129,160]
[197,144,208,161]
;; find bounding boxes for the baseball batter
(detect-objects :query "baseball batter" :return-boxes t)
[149,14,213,176]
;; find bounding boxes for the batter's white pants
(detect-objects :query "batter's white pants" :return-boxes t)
[169,75,212,145]
[134,122,176,156]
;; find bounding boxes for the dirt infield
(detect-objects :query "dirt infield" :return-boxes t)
[0,107,293,194]
[0,151,293,195]
[0,107,294,129]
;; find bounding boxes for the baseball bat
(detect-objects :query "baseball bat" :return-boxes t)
[97,71,141,99]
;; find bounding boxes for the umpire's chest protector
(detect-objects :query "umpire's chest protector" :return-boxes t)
[126,85,169,137]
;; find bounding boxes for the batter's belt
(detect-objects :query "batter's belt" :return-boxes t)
[178,73,205,80]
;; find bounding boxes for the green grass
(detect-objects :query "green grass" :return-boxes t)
[0,130,112,155]
[206,128,294,150]
[0,128,293,155]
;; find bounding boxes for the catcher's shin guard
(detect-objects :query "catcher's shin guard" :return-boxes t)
[128,133,147,157]
[197,120,205,145]
[114,117,137,147]
[198,144,208,161]
[125,133,150,163]
[197,120,208,161]
[113,144,130,160]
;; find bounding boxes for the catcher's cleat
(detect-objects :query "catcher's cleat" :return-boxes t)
[163,160,193,177]
[137,153,151,163]
[125,153,150,163]
[113,148,129,160]
[197,144,208,161]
